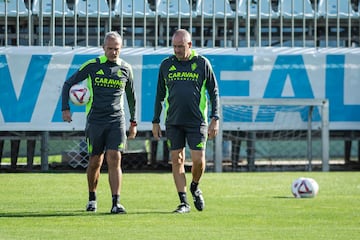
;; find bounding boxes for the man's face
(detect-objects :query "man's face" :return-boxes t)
[172,34,191,61]
[103,37,122,62]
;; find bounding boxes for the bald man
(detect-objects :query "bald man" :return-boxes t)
[152,29,220,213]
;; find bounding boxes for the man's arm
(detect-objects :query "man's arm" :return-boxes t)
[152,63,166,140]
[204,58,220,120]
[125,63,137,123]
[125,63,137,139]
[152,65,166,124]
[203,57,220,138]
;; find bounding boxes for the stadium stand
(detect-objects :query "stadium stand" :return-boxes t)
[238,0,278,18]
[0,0,29,16]
[199,0,235,18]
[156,0,198,17]
[318,0,359,18]
[281,0,315,19]
[116,0,156,17]
[32,0,74,16]
[1,0,359,47]
[76,0,112,17]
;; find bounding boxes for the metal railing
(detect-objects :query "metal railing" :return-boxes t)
[0,0,359,47]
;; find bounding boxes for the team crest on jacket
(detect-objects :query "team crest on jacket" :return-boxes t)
[191,63,197,71]
[117,69,123,77]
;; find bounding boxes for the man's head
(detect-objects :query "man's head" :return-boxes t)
[172,29,192,61]
[103,31,123,62]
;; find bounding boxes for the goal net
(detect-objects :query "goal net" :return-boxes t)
[214,98,329,172]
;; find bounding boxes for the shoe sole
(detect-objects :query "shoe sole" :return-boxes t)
[86,207,97,212]
[110,211,126,214]
[173,204,190,213]
[111,207,127,214]
[173,209,190,213]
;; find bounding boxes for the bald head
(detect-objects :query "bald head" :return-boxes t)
[172,29,192,61]
[172,29,192,43]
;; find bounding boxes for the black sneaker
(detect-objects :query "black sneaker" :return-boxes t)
[191,189,205,211]
[110,204,127,214]
[86,200,97,212]
[173,203,190,213]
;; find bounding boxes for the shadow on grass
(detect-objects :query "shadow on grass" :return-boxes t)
[272,196,295,199]
[0,210,97,218]
[129,211,173,215]
[0,210,172,218]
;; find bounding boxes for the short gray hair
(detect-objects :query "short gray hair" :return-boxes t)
[103,31,122,45]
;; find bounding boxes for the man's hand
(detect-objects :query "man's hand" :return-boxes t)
[152,123,162,140]
[208,118,219,139]
[62,110,72,123]
[128,125,137,139]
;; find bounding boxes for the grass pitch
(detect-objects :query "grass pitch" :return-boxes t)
[0,172,359,240]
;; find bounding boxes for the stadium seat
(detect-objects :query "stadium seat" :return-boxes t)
[76,0,112,18]
[0,0,29,16]
[156,0,197,17]
[198,0,235,18]
[238,0,279,19]
[32,0,73,16]
[280,0,315,19]
[318,0,359,18]
[115,0,155,17]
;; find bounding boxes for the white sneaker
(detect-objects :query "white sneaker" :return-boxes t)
[173,203,190,213]
[86,200,97,212]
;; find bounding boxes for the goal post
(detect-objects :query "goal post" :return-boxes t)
[214,98,329,172]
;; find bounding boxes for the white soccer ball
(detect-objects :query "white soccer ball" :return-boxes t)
[291,177,319,198]
[69,84,90,106]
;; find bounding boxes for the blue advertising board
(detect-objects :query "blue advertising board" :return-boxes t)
[0,47,359,131]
